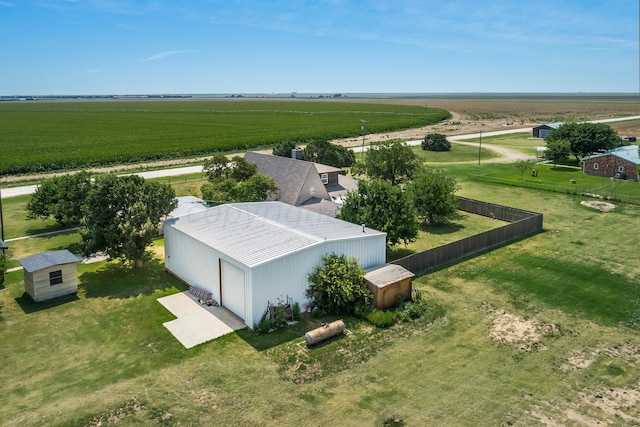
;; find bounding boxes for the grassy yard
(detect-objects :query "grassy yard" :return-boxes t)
[468,162,640,202]
[2,179,640,425]
[458,132,542,156]
[413,143,498,164]
[387,210,507,260]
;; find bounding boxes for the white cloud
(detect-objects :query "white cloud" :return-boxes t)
[86,68,99,73]
[139,50,198,62]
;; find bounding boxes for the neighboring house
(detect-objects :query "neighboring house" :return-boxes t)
[532,122,563,138]
[18,250,81,302]
[582,145,640,181]
[244,151,331,206]
[164,201,386,328]
[243,152,358,217]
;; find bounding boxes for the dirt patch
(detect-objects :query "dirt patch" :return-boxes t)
[580,200,616,212]
[526,383,640,426]
[560,343,640,372]
[478,303,560,352]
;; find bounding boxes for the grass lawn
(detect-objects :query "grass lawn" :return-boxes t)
[2,180,640,425]
[458,132,542,156]
[468,163,640,202]
[413,143,498,164]
[387,210,507,260]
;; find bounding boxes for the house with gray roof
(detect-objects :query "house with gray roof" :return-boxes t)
[582,145,639,180]
[18,250,81,302]
[164,201,386,328]
[243,152,358,216]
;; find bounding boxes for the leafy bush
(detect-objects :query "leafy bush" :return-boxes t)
[422,133,451,151]
[398,301,427,322]
[306,253,370,314]
[367,309,399,328]
[292,302,301,320]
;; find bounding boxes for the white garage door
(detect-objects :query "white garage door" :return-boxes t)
[221,260,246,322]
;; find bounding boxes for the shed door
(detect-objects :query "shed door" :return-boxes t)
[220,260,246,321]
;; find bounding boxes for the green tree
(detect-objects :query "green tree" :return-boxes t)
[545,138,571,167]
[200,178,237,204]
[408,168,459,224]
[233,174,278,202]
[338,180,418,246]
[80,175,176,268]
[229,156,258,181]
[303,139,355,168]
[26,171,93,226]
[202,154,232,180]
[359,141,422,186]
[422,133,451,152]
[201,174,277,204]
[514,159,536,181]
[272,140,298,158]
[545,122,620,162]
[306,253,370,314]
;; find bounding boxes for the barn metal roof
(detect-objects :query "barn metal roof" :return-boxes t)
[18,250,81,273]
[582,145,640,164]
[167,201,385,268]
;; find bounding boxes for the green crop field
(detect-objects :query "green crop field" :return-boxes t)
[0,100,449,175]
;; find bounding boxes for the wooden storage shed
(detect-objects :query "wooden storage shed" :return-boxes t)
[18,250,81,302]
[365,264,415,309]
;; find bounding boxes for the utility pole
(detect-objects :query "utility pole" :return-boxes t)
[478,130,482,165]
[360,120,368,159]
[0,188,4,243]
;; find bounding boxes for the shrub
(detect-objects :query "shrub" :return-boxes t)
[367,309,399,328]
[398,301,427,322]
[422,133,451,151]
[292,302,301,320]
[306,253,370,314]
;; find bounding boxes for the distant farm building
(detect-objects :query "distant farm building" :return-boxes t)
[532,122,563,138]
[18,250,81,302]
[164,201,386,328]
[582,145,640,181]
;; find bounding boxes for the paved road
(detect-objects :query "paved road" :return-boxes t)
[3,116,639,199]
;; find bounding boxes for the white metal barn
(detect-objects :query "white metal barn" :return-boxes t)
[164,201,386,328]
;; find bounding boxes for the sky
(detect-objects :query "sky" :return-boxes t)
[0,0,638,95]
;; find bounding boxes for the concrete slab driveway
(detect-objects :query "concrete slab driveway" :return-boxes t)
[157,291,246,349]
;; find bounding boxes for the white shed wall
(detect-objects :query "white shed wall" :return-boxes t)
[164,224,220,302]
[247,234,386,328]
[321,235,387,270]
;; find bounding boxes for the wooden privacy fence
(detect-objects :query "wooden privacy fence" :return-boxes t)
[392,197,543,276]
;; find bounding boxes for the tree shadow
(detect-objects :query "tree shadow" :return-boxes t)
[14,291,79,314]
[549,166,580,173]
[420,221,465,235]
[387,247,415,262]
[79,258,187,299]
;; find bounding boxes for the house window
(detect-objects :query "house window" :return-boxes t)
[49,270,63,286]
[618,166,624,173]
[321,173,329,184]
[593,163,598,170]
